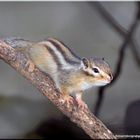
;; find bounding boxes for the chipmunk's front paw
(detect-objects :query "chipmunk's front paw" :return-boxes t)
[59,95,74,107]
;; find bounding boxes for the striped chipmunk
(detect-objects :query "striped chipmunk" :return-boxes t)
[3,37,113,109]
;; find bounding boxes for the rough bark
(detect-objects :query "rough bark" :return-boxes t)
[0,40,116,139]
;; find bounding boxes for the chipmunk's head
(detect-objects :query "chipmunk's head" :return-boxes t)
[81,57,113,86]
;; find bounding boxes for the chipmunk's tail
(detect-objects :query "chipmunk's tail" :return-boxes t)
[1,37,32,48]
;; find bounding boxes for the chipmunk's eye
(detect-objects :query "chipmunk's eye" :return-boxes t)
[92,68,99,73]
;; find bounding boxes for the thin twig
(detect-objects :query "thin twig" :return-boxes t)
[93,2,140,116]
[93,2,140,66]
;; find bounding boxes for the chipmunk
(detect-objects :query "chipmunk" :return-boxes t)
[3,37,113,109]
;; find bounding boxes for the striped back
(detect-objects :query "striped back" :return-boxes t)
[47,38,81,64]
[41,38,81,69]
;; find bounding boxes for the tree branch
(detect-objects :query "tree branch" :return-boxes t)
[0,40,116,139]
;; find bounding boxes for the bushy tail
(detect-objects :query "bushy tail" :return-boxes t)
[1,37,32,48]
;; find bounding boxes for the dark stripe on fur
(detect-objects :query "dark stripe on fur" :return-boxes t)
[58,40,81,60]
[48,39,80,65]
[44,44,62,69]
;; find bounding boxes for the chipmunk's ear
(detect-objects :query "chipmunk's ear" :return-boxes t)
[81,57,90,69]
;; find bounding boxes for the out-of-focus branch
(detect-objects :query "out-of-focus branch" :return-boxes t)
[93,2,140,116]
[94,2,126,35]
[0,41,116,139]
[93,2,140,66]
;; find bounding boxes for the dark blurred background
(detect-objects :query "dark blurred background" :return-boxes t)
[0,2,140,139]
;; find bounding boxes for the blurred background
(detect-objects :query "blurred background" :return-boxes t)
[0,2,140,139]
